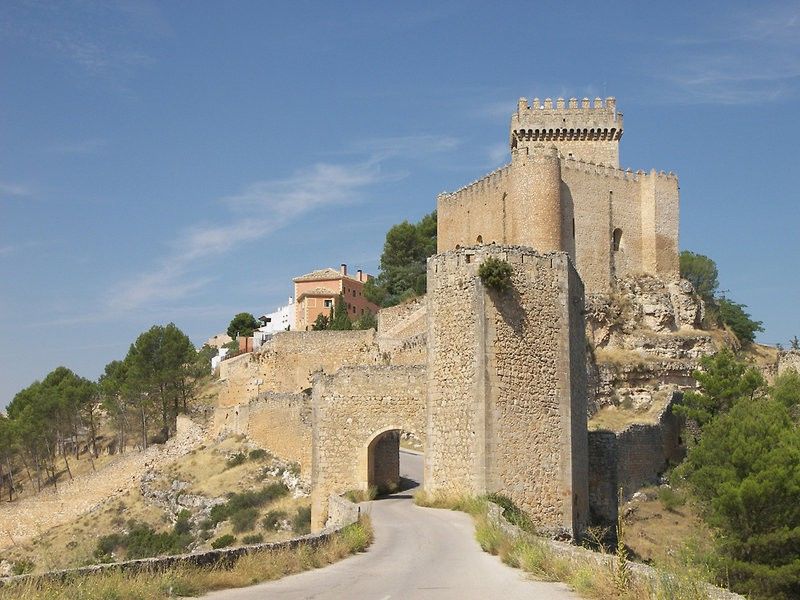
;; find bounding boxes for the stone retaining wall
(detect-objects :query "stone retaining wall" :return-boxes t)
[0,497,361,588]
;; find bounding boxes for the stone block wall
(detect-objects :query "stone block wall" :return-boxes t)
[212,392,313,473]
[587,430,618,525]
[425,245,588,537]
[311,365,426,530]
[218,329,381,407]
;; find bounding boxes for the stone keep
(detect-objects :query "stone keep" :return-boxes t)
[437,97,679,294]
[424,245,589,537]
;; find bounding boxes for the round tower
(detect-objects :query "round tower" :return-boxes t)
[509,143,563,252]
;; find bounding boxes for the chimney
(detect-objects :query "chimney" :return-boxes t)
[357,269,363,282]
[340,263,347,276]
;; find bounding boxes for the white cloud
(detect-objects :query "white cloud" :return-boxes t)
[652,5,800,104]
[0,182,33,198]
[106,161,389,311]
[47,138,107,155]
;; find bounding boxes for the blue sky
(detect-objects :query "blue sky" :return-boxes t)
[2,1,799,407]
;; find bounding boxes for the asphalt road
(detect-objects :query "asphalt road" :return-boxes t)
[202,450,578,600]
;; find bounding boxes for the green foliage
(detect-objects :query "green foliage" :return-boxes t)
[352,311,378,331]
[231,507,259,533]
[771,369,800,413]
[94,520,193,561]
[487,493,534,532]
[657,487,686,512]
[683,398,800,598]
[478,257,514,292]
[311,313,329,331]
[173,510,192,536]
[364,211,437,308]
[717,297,764,345]
[225,452,247,469]
[10,559,35,575]
[679,251,719,302]
[292,506,311,535]
[791,336,800,350]
[614,488,631,594]
[262,510,287,530]
[328,294,352,330]
[674,349,765,432]
[210,534,236,549]
[226,312,260,339]
[248,448,269,461]
[209,483,290,525]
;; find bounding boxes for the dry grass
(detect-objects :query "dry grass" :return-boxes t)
[0,518,372,600]
[741,342,779,367]
[588,400,667,432]
[622,489,715,567]
[593,346,651,366]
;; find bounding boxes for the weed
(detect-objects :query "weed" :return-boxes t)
[291,506,311,535]
[248,448,270,461]
[262,510,288,530]
[657,487,686,513]
[211,534,236,549]
[241,534,264,545]
[231,508,259,533]
[225,453,247,469]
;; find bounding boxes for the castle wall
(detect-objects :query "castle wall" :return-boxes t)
[425,246,588,537]
[217,330,380,407]
[587,430,618,525]
[211,392,313,473]
[310,365,427,530]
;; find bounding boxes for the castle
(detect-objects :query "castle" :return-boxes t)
[437,97,679,293]
[214,97,690,539]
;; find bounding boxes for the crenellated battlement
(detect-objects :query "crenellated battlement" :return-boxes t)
[511,96,623,167]
[438,163,512,201]
[561,157,678,182]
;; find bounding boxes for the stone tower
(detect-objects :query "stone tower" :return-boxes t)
[510,97,623,167]
[424,245,589,538]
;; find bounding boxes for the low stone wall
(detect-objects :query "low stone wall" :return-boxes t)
[486,503,744,600]
[0,497,361,588]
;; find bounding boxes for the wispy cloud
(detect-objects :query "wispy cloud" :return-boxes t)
[1,1,165,85]
[486,143,508,168]
[345,134,461,160]
[651,4,800,104]
[107,161,391,311]
[0,181,33,200]
[46,138,107,155]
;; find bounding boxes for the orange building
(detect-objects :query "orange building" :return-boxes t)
[293,264,379,330]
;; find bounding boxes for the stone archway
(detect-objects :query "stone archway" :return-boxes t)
[310,365,426,531]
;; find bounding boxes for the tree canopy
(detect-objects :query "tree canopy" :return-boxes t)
[364,211,437,307]
[226,312,260,338]
[679,250,763,345]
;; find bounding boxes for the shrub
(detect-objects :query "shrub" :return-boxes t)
[231,508,259,533]
[210,483,290,525]
[658,487,686,512]
[292,506,311,535]
[225,452,247,469]
[248,448,269,461]
[210,534,236,549]
[95,522,192,560]
[10,559,35,575]
[487,493,535,533]
[478,257,513,291]
[263,510,288,530]
[173,510,192,535]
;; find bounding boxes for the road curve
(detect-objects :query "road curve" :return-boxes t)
[202,451,578,600]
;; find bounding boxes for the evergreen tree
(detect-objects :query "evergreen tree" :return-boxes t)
[329,294,352,330]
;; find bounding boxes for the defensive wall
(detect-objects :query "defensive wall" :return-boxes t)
[424,245,588,537]
[218,329,381,407]
[311,365,427,530]
[587,395,684,524]
[212,391,313,473]
[437,97,679,294]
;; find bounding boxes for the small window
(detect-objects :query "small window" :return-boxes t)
[612,228,623,251]
[324,299,332,308]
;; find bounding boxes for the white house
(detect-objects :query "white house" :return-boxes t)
[254,297,296,349]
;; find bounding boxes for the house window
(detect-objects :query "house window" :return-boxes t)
[324,299,333,308]
[476,235,483,244]
[612,228,623,252]
[352,306,356,313]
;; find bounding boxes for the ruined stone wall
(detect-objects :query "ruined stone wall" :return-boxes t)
[587,397,684,525]
[311,365,426,530]
[778,349,800,375]
[587,430,618,525]
[376,298,428,366]
[425,246,588,537]
[212,392,312,473]
[218,330,380,407]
